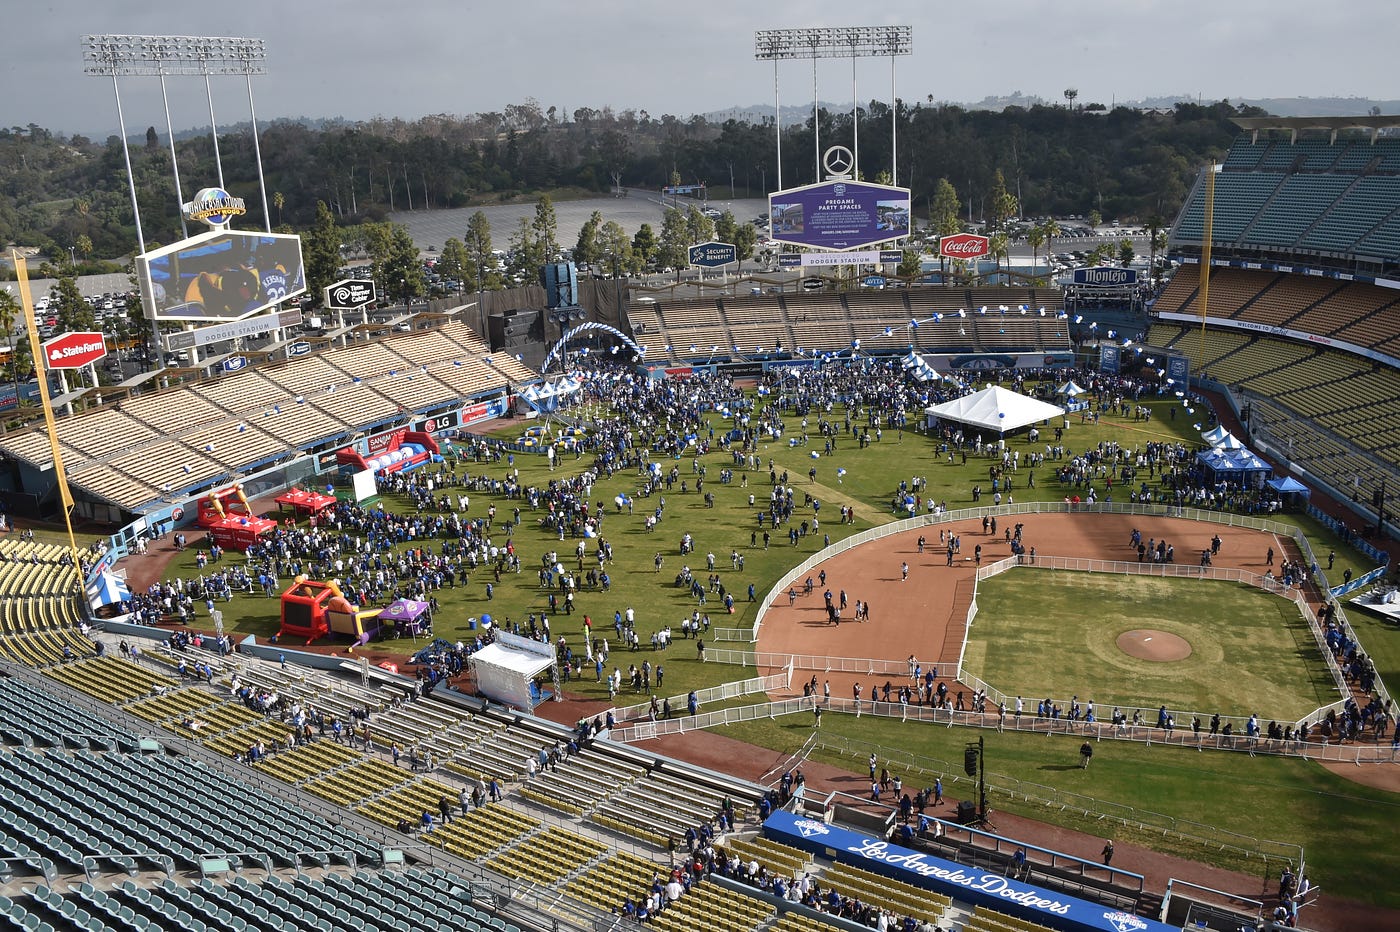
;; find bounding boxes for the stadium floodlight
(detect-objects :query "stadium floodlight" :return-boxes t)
[82,35,267,77]
[754,26,912,187]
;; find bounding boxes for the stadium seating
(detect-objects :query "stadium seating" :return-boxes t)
[0,673,134,748]
[640,287,1068,364]
[0,322,531,514]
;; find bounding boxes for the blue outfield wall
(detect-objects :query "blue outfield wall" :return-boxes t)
[762,810,1177,932]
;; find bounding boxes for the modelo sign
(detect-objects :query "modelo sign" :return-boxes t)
[939,233,990,260]
[1073,267,1139,286]
[42,331,107,370]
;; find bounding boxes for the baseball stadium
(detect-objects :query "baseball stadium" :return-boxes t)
[1,54,1399,932]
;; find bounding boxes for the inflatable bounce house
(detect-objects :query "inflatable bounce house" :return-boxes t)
[277,577,386,646]
[196,484,277,551]
[336,429,440,478]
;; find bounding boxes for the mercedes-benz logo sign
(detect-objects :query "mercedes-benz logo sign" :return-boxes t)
[823,146,854,177]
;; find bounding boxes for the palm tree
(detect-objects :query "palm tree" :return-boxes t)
[0,291,18,405]
[273,191,285,227]
[989,232,1009,276]
[1026,226,1045,281]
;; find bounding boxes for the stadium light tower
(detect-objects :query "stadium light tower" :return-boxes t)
[82,35,272,237]
[755,26,912,187]
[84,34,271,365]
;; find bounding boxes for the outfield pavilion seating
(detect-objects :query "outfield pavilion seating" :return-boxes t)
[0,322,535,515]
[639,287,1068,364]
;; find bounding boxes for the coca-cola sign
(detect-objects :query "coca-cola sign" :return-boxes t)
[939,233,990,259]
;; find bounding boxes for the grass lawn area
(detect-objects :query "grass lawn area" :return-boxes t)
[965,571,1338,720]
[718,712,1400,908]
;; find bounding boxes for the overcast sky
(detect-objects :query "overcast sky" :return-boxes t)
[6,0,1399,136]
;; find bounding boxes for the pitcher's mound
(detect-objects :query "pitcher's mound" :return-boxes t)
[1116,629,1192,662]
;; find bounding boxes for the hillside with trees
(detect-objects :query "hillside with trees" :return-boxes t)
[0,98,1260,261]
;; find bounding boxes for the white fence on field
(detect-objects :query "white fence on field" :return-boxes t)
[702,648,910,678]
[604,662,792,723]
[609,690,1400,765]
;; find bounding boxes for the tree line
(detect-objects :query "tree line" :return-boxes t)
[0,98,1258,263]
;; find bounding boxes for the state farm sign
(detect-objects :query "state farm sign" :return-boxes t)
[42,331,108,370]
[939,233,990,260]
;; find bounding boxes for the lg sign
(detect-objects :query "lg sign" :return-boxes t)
[42,332,108,370]
[939,233,990,259]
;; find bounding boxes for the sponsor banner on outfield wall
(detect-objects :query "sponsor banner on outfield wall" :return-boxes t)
[413,410,460,435]
[1099,344,1121,374]
[763,810,1175,932]
[460,397,511,426]
[366,428,407,458]
[1156,312,1400,371]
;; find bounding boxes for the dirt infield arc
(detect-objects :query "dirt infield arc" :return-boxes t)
[756,511,1307,702]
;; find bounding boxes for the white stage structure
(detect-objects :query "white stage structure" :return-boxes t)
[470,630,556,710]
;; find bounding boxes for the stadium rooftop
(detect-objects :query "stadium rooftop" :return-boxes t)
[1232,114,1400,143]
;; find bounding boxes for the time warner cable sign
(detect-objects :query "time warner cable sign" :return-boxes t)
[768,180,911,252]
[763,810,1174,932]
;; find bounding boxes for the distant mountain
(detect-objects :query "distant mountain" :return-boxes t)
[705,96,1400,120]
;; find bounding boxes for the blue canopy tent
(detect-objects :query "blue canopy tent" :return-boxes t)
[1196,447,1272,488]
[1267,475,1312,502]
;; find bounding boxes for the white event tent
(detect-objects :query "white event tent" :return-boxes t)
[925,385,1066,435]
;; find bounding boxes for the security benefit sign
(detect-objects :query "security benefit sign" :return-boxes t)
[42,331,108,370]
[688,242,738,268]
[762,810,1176,932]
[768,180,911,251]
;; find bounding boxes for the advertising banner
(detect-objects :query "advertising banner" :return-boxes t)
[939,233,990,260]
[138,229,306,322]
[1099,344,1121,374]
[42,331,107,370]
[324,278,376,310]
[763,810,1175,932]
[413,410,460,435]
[366,427,407,458]
[166,308,301,351]
[1073,267,1139,286]
[688,242,738,268]
[769,180,911,251]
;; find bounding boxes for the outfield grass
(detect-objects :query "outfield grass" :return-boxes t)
[718,712,1400,908]
[965,571,1338,720]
